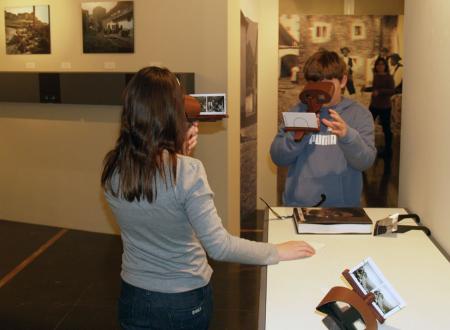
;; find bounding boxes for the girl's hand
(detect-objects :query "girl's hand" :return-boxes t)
[276,240,315,261]
[183,121,199,155]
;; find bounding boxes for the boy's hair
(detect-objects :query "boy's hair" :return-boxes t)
[303,50,347,82]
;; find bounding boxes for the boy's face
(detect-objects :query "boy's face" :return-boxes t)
[321,77,347,107]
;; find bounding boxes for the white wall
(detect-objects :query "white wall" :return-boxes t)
[399,0,450,255]
[256,1,279,208]
[0,0,239,234]
[241,0,260,20]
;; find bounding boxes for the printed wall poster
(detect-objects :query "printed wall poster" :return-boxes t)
[240,11,258,221]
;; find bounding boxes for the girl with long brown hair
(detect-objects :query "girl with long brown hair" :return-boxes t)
[102,66,314,330]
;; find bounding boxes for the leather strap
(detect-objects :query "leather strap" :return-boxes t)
[317,286,378,330]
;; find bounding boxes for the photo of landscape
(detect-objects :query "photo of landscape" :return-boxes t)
[4,5,51,54]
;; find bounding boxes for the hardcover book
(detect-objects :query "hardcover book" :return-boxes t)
[293,207,372,234]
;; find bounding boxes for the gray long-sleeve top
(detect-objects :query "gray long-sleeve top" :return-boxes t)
[105,154,279,293]
[270,97,376,207]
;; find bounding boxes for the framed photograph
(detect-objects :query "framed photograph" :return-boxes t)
[349,257,406,319]
[81,1,134,53]
[4,5,51,54]
[190,93,226,115]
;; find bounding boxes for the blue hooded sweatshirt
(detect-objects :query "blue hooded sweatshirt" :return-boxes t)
[270,97,376,207]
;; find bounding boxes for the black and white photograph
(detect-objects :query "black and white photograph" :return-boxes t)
[372,285,402,317]
[190,95,207,113]
[4,5,51,54]
[351,259,383,293]
[240,11,258,221]
[81,1,134,53]
[207,95,226,113]
[349,257,406,319]
[190,94,226,114]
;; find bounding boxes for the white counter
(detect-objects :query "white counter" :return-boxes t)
[259,208,450,330]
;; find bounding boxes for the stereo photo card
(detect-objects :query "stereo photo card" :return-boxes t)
[190,93,226,115]
[349,257,406,319]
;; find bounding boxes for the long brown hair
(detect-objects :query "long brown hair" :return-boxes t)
[373,57,390,74]
[101,67,187,202]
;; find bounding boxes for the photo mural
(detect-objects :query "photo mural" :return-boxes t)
[81,1,134,53]
[240,11,258,220]
[278,14,404,204]
[4,5,51,54]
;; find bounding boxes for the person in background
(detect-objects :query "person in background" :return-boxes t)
[378,47,390,61]
[270,51,376,207]
[389,53,404,136]
[340,47,356,95]
[362,57,395,159]
[366,47,390,86]
[280,54,301,84]
[389,53,403,94]
[101,66,315,330]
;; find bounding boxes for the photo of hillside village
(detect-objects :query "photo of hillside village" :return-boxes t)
[82,1,134,53]
[4,5,51,54]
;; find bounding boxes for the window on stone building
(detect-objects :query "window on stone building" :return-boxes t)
[352,22,366,40]
[312,22,331,43]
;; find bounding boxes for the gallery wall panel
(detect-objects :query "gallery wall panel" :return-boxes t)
[0,72,194,105]
[0,0,230,234]
[0,73,40,102]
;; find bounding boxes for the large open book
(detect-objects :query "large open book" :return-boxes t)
[293,207,372,234]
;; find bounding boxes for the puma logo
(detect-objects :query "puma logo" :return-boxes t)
[309,133,337,146]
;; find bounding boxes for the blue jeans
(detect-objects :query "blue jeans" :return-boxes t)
[118,280,213,330]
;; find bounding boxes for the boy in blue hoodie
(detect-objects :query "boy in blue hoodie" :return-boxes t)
[270,50,376,207]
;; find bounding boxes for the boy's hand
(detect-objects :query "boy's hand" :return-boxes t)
[183,121,199,155]
[321,109,348,138]
[292,114,319,142]
[293,131,305,141]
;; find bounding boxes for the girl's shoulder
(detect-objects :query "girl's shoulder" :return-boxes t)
[176,154,206,178]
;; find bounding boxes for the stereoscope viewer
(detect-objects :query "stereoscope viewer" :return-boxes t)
[282,81,335,141]
[299,81,335,114]
[183,95,227,122]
